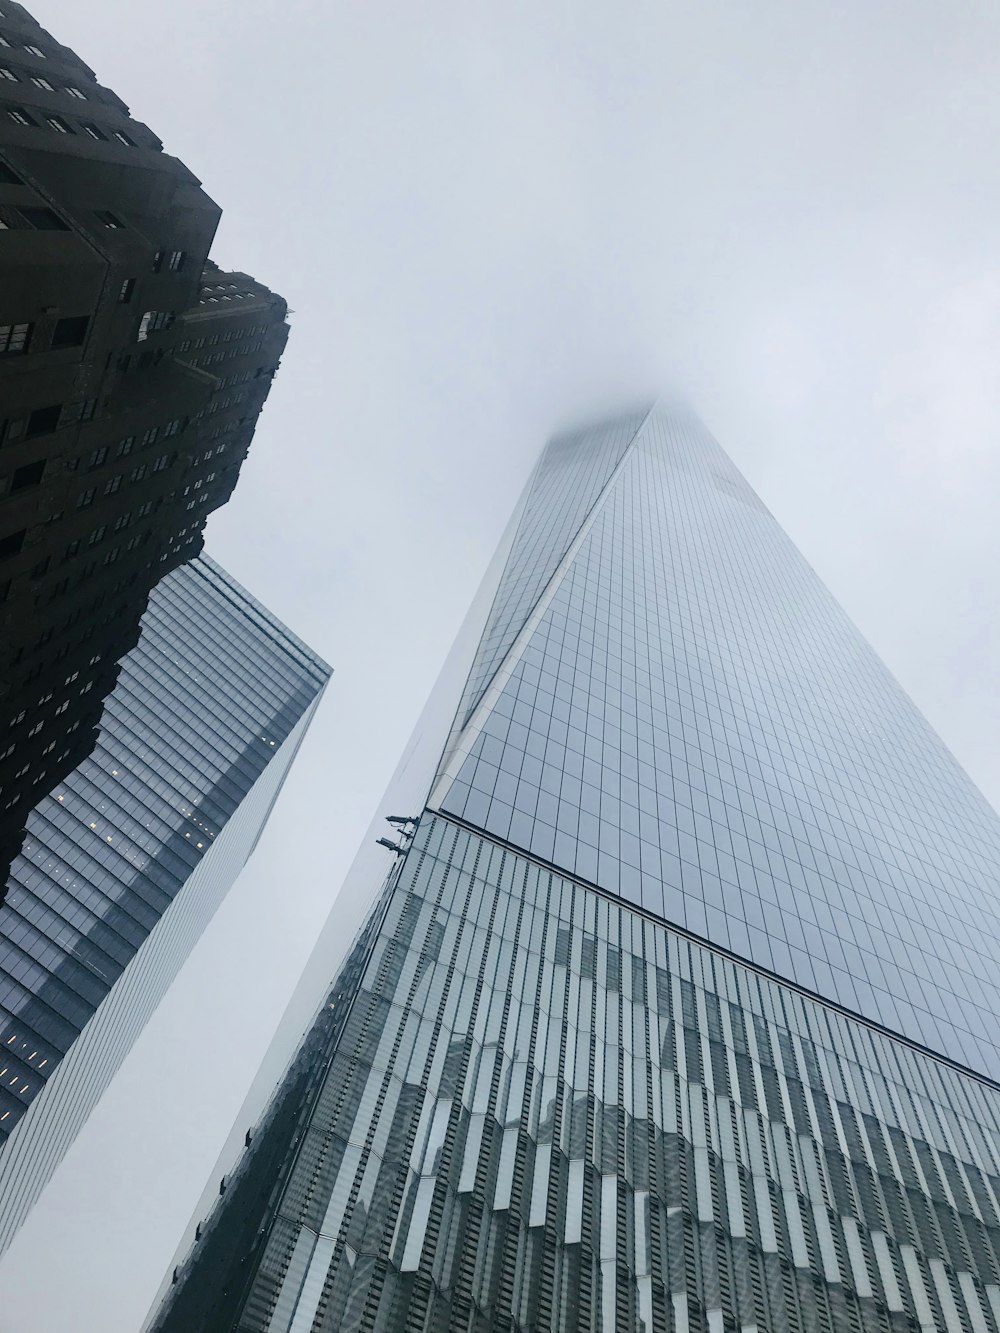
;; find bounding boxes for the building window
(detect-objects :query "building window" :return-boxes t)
[151,453,171,473]
[118,278,135,304]
[65,86,87,100]
[87,525,106,545]
[116,436,135,456]
[130,463,147,482]
[140,427,158,447]
[75,488,95,509]
[0,35,12,47]
[167,250,185,271]
[0,323,30,354]
[7,107,36,126]
[29,75,53,90]
[86,446,108,469]
[162,418,183,438]
[25,404,61,438]
[60,399,96,425]
[23,45,46,58]
[82,123,107,141]
[137,309,174,341]
[17,206,67,231]
[113,511,131,531]
[112,129,135,147]
[51,315,89,348]
[62,539,80,561]
[103,475,121,496]
[96,210,123,228]
[0,67,15,81]
[10,460,45,492]
[45,115,73,134]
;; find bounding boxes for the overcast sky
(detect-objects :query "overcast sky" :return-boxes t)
[3,1,1000,1329]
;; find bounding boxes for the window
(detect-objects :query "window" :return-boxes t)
[51,315,89,348]
[137,501,154,518]
[151,453,171,472]
[10,460,45,492]
[18,206,68,230]
[23,44,45,58]
[7,107,36,127]
[0,529,25,560]
[167,250,185,271]
[65,85,86,99]
[30,76,53,90]
[137,309,173,341]
[25,404,61,438]
[62,539,80,561]
[112,129,134,147]
[118,278,135,304]
[0,35,11,47]
[113,511,131,531]
[45,115,73,134]
[102,475,121,496]
[140,427,158,447]
[0,323,30,354]
[60,399,96,425]
[75,488,95,509]
[0,66,17,81]
[130,463,147,482]
[96,210,123,228]
[86,446,108,469]
[82,123,107,141]
[87,525,106,546]
[162,418,183,437]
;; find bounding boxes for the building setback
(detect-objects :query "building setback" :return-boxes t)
[0,1,288,879]
[155,407,1000,1333]
[0,553,330,1255]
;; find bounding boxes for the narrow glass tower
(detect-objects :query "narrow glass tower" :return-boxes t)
[156,408,1000,1333]
[0,553,330,1253]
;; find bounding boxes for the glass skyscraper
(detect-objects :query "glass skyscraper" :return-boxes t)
[0,552,329,1254]
[155,407,1000,1333]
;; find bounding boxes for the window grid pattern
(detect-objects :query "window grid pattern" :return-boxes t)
[455,413,646,731]
[0,556,329,1144]
[159,814,1000,1333]
[441,411,1000,1081]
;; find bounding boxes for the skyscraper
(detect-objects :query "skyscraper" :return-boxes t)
[0,553,330,1255]
[0,0,289,877]
[156,407,1000,1333]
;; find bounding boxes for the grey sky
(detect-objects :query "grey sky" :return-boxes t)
[3,1,1000,1329]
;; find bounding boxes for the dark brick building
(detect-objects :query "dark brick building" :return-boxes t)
[0,2,288,879]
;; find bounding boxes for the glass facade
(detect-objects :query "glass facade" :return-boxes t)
[0,553,329,1251]
[153,408,1000,1332]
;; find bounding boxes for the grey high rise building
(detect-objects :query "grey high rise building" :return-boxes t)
[156,408,1000,1333]
[0,553,329,1254]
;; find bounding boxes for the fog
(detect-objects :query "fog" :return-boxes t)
[2,2,999,1328]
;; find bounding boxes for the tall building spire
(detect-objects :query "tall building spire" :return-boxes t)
[154,408,1000,1333]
